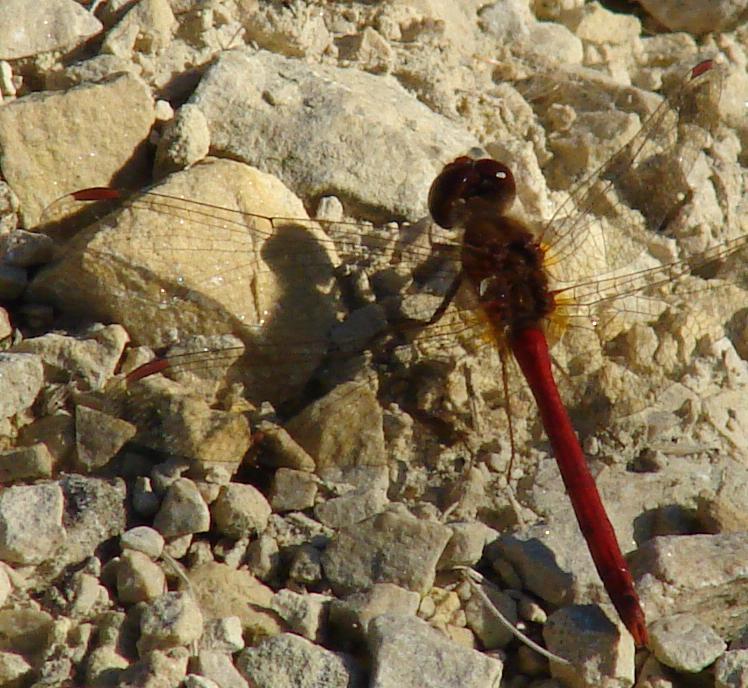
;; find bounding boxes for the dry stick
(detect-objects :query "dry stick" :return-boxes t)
[452,566,572,668]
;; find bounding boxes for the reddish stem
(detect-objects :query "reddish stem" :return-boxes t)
[509,326,648,646]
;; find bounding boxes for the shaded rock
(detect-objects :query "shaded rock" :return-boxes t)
[0,74,152,225]
[138,592,204,654]
[638,0,747,33]
[211,483,271,539]
[0,443,55,483]
[0,0,102,60]
[0,353,43,420]
[322,509,452,595]
[329,583,420,643]
[30,158,340,407]
[464,585,517,650]
[368,614,502,688]
[649,613,726,673]
[269,468,318,512]
[186,563,281,644]
[0,608,54,654]
[270,589,330,641]
[200,617,244,653]
[14,324,129,389]
[0,483,65,565]
[715,649,748,688]
[153,478,210,538]
[314,481,389,528]
[0,229,55,267]
[438,521,496,569]
[0,651,32,688]
[255,422,316,472]
[237,633,354,688]
[543,605,635,688]
[75,405,136,470]
[101,0,176,58]
[16,412,75,464]
[286,381,386,483]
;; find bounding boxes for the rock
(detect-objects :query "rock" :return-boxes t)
[0,229,55,267]
[632,534,748,639]
[255,422,316,472]
[186,562,281,645]
[119,647,189,687]
[155,103,211,174]
[75,404,137,470]
[30,158,340,407]
[638,0,747,33]
[153,477,211,538]
[211,483,272,539]
[189,48,478,220]
[0,482,65,565]
[438,522,496,569]
[121,526,165,559]
[200,617,244,653]
[0,0,102,60]
[322,509,452,595]
[0,651,32,688]
[0,566,11,607]
[543,605,634,688]
[117,550,166,604]
[0,73,152,226]
[101,0,176,58]
[138,592,204,654]
[0,608,54,654]
[314,481,389,528]
[132,477,160,517]
[329,583,420,643]
[286,382,386,483]
[236,633,354,688]
[367,615,503,688]
[0,443,55,482]
[184,675,220,688]
[0,353,43,420]
[0,264,26,300]
[463,584,517,650]
[287,543,324,587]
[649,613,726,673]
[16,412,75,464]
[41,475,126,579]
[564,2,641,45]
[715,649,748,688]
[14,324,129,389]
[245,534,281,581]
[269,468,318,512]
[66,571,109,618]
[270,589,330,641]
[193,650,248,688]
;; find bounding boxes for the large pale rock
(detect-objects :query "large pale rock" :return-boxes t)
[0,74,153,225]
[30,158,341,405]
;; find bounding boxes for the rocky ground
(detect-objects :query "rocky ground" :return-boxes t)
[1,0,748,687]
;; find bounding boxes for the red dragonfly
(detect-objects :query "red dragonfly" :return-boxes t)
[39,58,735,647]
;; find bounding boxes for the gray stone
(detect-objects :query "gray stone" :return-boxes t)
[0,353,43,420]
[715,649,748,688]
[270,589,330,641]
[237,633,354,688]
[0,229,55,267]
[0,443,55,483]
[0,483,65,565]
[154,478,211,538]
[117,550,166,604]
[75,405,137,470]
[200,617,244,653]
[121,526,165,559]
[138,592,204,654]
[438,522,496,569]
[322,510,452,595]
[368,615,503,688]
[211,483,271,539]
[269,468,318,512]
[314,482,389,528]
[0,651,31,688]
[637,0,747,33]
[464,585,518,650]
[649,613,726,673]
[543,605,635,688]
[0,0,102,60]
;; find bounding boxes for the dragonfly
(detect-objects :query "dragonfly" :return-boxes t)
[36,57,739,648]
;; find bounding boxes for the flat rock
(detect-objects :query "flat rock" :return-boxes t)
[117,550,166,604]
[189,49,478,221]
[0,483,65,565]
[649,613,726,673]
[543,605,635,688]
[321,509,452,595]
[75,405,136,470]
[367,614,503,688]
[211,483,272,539]
[0,0,102,60]
[269,468,318,512]
[0,353,43,420]
[632,533,748,639]
[0,73,152,225]
[30,158,341,406]
[638,0,747,33]
[138,591,204,654]
[236,633,355,688]
[153,477,210,538]
[193,650,248,688]
[0,443,55,483]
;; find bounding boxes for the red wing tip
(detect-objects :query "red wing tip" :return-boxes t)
[125,358,170,383]
[691,59,715,79]
[70,187,122,201]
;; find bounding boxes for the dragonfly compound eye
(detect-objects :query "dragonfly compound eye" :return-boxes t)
[428,157,517,229]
